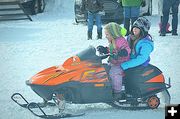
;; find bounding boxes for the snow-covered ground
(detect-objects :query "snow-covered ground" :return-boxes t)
[0,0,180,119]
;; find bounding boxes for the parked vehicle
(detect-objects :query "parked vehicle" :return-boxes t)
[21,0,45,15]
[74,0,152,23]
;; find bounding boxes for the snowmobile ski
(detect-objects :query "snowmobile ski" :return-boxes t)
[11,93,56,108]
[11,93,29,108]
[27,102,85,119]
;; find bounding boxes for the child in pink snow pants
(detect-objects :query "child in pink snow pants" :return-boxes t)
[97,22,131,100]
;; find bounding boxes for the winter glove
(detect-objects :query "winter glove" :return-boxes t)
[111,49,128,60]
[97,10,105,16]
[97,45,108,54]
[110,54,119,60]
[141,0,146,7]
[118,49,128,57]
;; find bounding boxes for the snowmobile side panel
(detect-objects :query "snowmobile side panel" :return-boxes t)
[26,80,113,103]
[78,82,113,103]
[124,64,166,97]
[53,81,113,103]
[146,74,164,83]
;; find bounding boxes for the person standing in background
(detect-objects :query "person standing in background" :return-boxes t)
[81,0,104,40]
[158,0,171,34]
[120,0,143,36]
[160,0,180,36]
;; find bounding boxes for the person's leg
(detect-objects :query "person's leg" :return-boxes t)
[161,0,171,36]
[171,0,179,35]
[130,6,140,26]
[109,66,122,93]
[95,13,102,39]
[159,16,171,33]
[109,65,124,100]
[159,16,163,33]
[87,12,94,39]
[123,7,131,35]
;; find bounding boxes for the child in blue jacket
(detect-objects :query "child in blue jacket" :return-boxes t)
[121,17,154,70]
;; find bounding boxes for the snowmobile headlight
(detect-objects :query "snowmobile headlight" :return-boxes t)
[26,79,33,85]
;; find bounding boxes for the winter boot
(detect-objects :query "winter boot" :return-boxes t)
[172,30,178,36]
[97,31,102,39]
[87,31,92,40]
[166,23,171,33]
[159,22,171,33]
[113,92,123,100]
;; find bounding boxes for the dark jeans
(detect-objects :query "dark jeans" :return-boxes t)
[161,0,179,34]
[123,6,140,33]
[87,11,102,33]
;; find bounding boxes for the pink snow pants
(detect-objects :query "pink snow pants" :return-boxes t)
[109,65,124,93]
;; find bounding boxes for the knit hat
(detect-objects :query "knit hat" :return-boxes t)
[104,22,127,39]
[131,17,151,37]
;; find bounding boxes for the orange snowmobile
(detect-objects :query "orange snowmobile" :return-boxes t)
[11,46,171,118]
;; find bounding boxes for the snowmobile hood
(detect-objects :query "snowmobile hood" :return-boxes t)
[26,46,104,86]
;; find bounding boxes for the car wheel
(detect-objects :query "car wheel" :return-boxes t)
[38,0,45,13]
[31,0,39,15]
[75,18,79,23]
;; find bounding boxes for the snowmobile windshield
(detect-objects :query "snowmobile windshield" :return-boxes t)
[77,46,102,64]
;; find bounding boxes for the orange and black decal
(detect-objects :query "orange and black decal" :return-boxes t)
[146,74,165,83]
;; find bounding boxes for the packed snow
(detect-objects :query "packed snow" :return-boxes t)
[0,0,180,119]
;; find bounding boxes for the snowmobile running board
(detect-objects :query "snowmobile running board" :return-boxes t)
[11,93,85,119]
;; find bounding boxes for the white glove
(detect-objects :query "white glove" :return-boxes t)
[98,10,105,16]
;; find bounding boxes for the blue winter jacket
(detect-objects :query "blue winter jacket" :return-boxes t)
[120,36,154,70]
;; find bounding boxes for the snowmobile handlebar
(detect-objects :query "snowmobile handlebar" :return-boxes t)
[98,54,110,60]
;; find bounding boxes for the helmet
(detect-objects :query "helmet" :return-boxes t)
[131,17,151,36]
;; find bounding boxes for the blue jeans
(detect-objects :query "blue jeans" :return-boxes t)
[87,11,102,33]
[162,0,179,34]
[123,7,140,33]
[123,6,140,18]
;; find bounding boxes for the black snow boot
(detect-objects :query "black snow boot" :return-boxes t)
[97,32,102,39]
[87,31,92,40]
[113,92,125,101]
